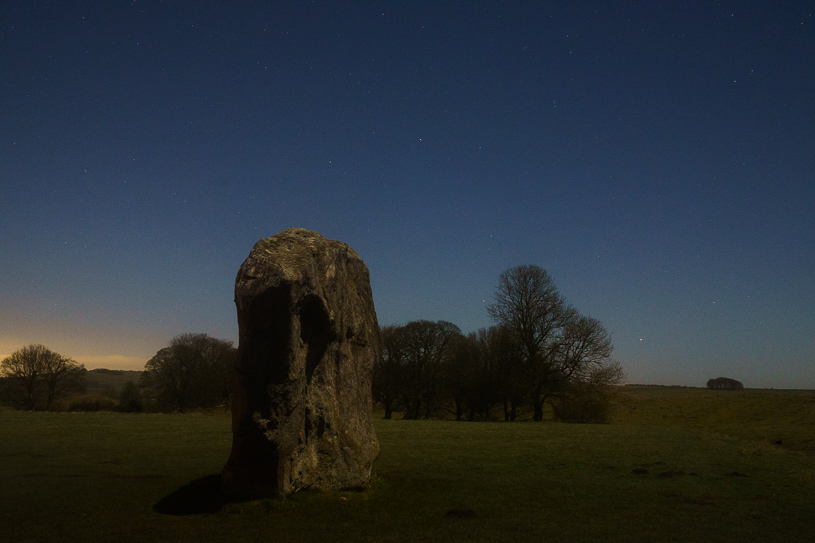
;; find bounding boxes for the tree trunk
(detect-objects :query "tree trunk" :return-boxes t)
[533,398,543,421]
[402,396,419,420]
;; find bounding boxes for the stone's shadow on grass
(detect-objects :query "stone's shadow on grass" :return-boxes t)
[153,474,226,515]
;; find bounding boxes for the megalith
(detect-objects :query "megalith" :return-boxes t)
[222,228,381,498]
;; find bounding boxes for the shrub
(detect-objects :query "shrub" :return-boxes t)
[552,392,612,423]
[115,381,143,413]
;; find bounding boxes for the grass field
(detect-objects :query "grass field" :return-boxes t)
[611,386,815,456]
[83,369,144,395]
[1,388,814,542]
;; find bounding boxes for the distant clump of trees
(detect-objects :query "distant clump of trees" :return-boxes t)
[373,265,625,423]
[0,345,87,410]
[707,377,744,390]
[0,335,238,414]
[140,333,237,412]
[90,368,124,376]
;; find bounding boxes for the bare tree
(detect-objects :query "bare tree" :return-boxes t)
[373,325,407,419]
[40,350,87,410]
[0,345,86,410]
[551,357,625,423]
[487,265,571,420]
[444,332,482,421]
[0,345,44,410]
[445,327,520,421]
[484,325,527,421]
[550,313,615,390]
[488,265,621,421]
[379,320,461,420]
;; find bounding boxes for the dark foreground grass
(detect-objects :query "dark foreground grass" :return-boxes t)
[1,411,814,542]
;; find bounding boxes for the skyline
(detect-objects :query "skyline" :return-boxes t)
[1,2,813,388]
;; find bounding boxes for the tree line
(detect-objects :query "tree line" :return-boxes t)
[0,335,236,413]
[373,265,624,422]
[2,265,622,419]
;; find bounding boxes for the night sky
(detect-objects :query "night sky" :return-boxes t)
[2,2,813,388]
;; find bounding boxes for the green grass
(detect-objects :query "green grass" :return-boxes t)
[611,386,815,456]
[1,390,814,542]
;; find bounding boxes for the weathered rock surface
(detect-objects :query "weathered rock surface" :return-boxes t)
[222,228,381,498]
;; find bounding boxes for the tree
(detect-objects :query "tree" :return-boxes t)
[482,325,527,421]
[0,345,86,410]
[141,333,236,412]
[551,358,625,423]
[445,328,510,421]
[487,265,622,421]
[487,265,571,420]
[400,320,461,419]
[372,320,462,420]
[116,380,143,413]
[444,332,481,421]
[373,325,407,419]
[548,313,615,397]
[40,350,87,410]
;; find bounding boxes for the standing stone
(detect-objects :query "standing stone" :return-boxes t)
[222,228,380,498]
